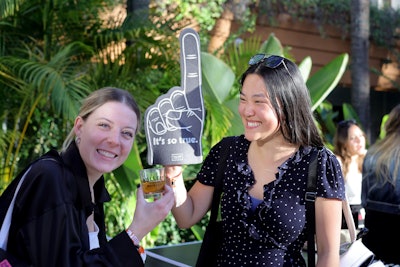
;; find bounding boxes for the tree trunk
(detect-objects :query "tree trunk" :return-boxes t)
[127,0,149,20]
[350,0,370,142]
[207,5,234,55]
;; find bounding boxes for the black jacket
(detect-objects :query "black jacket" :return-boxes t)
[0,142,143,267]
[361,154,400,215]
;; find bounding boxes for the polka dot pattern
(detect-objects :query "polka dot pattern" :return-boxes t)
[197,135,345,266]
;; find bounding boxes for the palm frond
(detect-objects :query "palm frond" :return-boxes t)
[3,42,93,120]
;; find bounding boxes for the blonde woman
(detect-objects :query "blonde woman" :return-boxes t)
[0,87,175,267]
[362,104,400,265]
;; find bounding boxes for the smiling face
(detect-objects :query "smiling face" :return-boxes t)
[74,101,138,180]
[238,74,281,142]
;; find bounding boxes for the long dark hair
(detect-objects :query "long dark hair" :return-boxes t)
[333,119,365,178]
[240,56,323,147]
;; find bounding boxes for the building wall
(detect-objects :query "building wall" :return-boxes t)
[232,14,399,91]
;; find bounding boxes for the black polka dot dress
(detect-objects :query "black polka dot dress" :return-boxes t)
[197,135,345,267]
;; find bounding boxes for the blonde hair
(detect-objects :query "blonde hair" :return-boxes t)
[61,87,140,151]
[365,104,400,185]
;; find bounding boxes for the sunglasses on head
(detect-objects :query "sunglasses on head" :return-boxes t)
[248,54,286,68]
[248,53,295,84]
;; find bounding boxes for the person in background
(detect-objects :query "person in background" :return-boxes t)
[0,87,175,267]
[361,103,400,265]
[165,54,345,266]
[333,119,367,229]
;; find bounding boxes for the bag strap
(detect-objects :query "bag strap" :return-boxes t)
[306,148,357,267]
[0,166,32,250]
[305,148,319,267]
[342,199,357,242]
[209,137,232,224]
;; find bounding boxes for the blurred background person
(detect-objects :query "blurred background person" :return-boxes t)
[333,119,367,229]
[361,104,400,265]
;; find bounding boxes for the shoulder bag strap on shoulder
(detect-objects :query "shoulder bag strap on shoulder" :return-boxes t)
[306,148,320,267]
[0,155,62,250]
[209,137,233,223]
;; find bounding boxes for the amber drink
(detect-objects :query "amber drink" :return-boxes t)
[139,167,165,199]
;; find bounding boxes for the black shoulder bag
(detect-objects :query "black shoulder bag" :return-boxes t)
[195,137,232,267]
[305,148,320,267]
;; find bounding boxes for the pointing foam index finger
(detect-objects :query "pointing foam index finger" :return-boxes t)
[180,28,202,108]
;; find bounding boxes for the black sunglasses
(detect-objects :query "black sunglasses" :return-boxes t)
[248,54,286,68]
[248,53,294,80]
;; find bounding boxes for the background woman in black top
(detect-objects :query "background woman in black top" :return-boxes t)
[362,104,400,265]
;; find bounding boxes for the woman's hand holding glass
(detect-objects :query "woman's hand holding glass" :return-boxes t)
[128,184,175,242]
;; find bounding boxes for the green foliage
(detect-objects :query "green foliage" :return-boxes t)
[0,0,185,246]
[201,52,236,145]
[104,173,136,238]
[152,0,226,50]
[0,0,117,181]
[307,53,349,111]
[314,102,339,149]
[259,0,400,50]
[379,113,390,140]
[202,52,235,104]
[0,0,379,249]
[314,102,360,149]
[21,109,66,162]
[155,0,225,31]
[370,5,400,48]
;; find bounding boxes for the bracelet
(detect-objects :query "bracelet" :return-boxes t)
[126,229,146,262]
[126,229,140,246]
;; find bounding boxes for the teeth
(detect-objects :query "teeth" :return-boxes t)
[98,149,116,158]
[248,122,261,127]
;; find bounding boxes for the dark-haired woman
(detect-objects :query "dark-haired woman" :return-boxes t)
[165,55,345,266]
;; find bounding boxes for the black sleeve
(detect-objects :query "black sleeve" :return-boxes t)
[5,156,144,267]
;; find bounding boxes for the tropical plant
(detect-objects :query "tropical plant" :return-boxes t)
[0,0,357,248]
[0,0,184,244]
[0,0,121,188]
[0,0,182,185]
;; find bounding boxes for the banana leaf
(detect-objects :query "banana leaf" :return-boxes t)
[307,53,349,111]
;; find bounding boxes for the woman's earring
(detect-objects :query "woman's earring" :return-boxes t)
[75,136,81,145]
